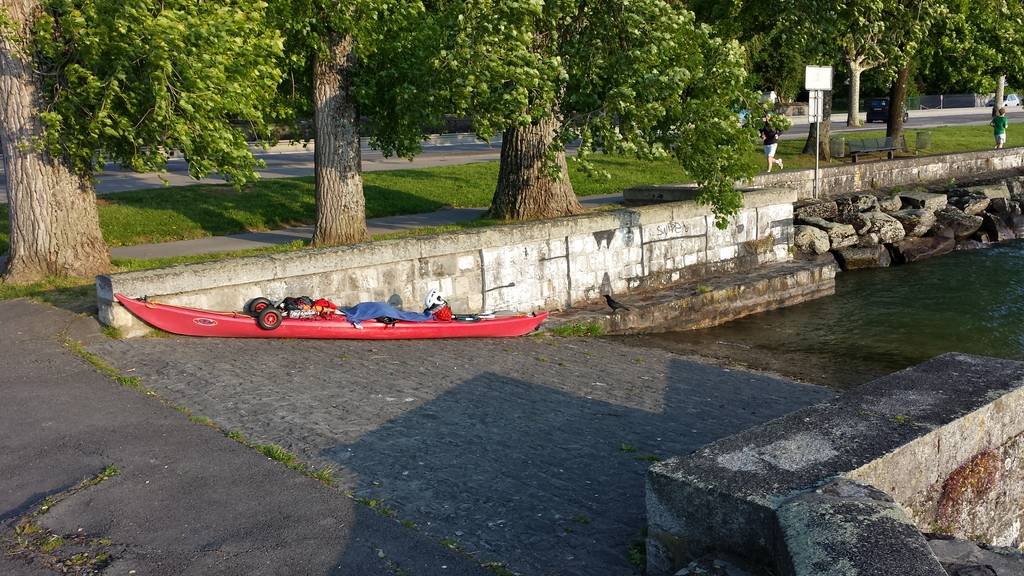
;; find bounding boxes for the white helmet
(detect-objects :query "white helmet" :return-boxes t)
[424,288,446,310]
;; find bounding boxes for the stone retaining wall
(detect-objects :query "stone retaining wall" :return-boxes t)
[646,353,1024,576]
[97,188,796,337]
[625,147,1024,203]
[546,258,837,335]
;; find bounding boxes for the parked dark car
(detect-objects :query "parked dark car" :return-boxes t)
[866,97,909,123]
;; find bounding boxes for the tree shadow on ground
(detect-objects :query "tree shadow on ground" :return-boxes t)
[0,279,96,315]
[363,172,496,216]
[98,179,316,244]
[363,181,452,217]
[322,358,833,576]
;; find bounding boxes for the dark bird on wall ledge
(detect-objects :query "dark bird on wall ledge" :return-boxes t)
[604,294,631,312]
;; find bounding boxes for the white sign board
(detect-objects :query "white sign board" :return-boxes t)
[805,66,833,91]
[808,90,824,122]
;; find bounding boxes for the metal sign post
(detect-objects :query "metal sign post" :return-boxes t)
[808,90,822,198]
[805,66,832,200]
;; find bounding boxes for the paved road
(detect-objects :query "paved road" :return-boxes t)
[1,107,1018,204]
[86,328,834,576]
[0,300,489,576]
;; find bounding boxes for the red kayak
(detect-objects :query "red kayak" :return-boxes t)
[115,294,547,339]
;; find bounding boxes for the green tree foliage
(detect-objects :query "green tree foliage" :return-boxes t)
[355,2,445,159]
[266,0,439,157]
[28,0,284,185]
[918,0,1024,93]
[266,0,360,120]
[436,0,758,224]
[687,0,810,101]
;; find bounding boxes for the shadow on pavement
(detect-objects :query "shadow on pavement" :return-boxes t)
[321,359,833,576]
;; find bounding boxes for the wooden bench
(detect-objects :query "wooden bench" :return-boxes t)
[847,135,905,163]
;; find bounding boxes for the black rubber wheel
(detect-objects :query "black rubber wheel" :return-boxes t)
[246,297,273,316]
[257,307,283,330]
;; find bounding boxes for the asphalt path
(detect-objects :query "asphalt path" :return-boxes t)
[0,300,489,576]
[0,107,1020,203]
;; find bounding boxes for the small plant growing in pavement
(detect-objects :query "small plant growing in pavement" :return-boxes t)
[257,444,297,467]
[6,466,119,571]
[440,538,462,551]
[549,322,606,337]
[188,415,216,428]
[627,539,646,568]
[310,466,335,486]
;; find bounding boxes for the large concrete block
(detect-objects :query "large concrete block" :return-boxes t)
[647,354,1024,574]
[756,203,794,238]
[777,479,947,576]
[962,183,1011,200]
[900,190,948,211]
[97,301,152,338]
[624,186,797,210]
[749,149,1024,201]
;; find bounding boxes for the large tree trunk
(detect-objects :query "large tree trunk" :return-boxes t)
[0,0,108,283]
[994,75,1006,116]
[488,115,583,220]
[803,90,832,160]
[847,60,865,127]
[886,64,911,145]
[311,32,367,247]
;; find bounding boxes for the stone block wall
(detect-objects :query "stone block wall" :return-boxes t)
[756,147,1024,200]
[646,353,1024,576]
[97,188,796,337]
[625,147,1024,204]
[848,382,1024,548]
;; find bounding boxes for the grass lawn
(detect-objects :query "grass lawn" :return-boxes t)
[0,123,1009,259]
[91,154,688,248]
[767,124,1002,171]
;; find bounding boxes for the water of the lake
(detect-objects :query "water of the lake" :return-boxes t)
[615,241,1024,389]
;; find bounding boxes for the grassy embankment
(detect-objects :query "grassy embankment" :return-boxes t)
[0,124,1008,302]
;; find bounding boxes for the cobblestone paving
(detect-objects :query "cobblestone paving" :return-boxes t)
[87,334,833,576]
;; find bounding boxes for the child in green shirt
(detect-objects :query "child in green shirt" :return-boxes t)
[992,107,1008,149]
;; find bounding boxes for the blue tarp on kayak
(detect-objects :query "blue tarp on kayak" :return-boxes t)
[338,302,433,324]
